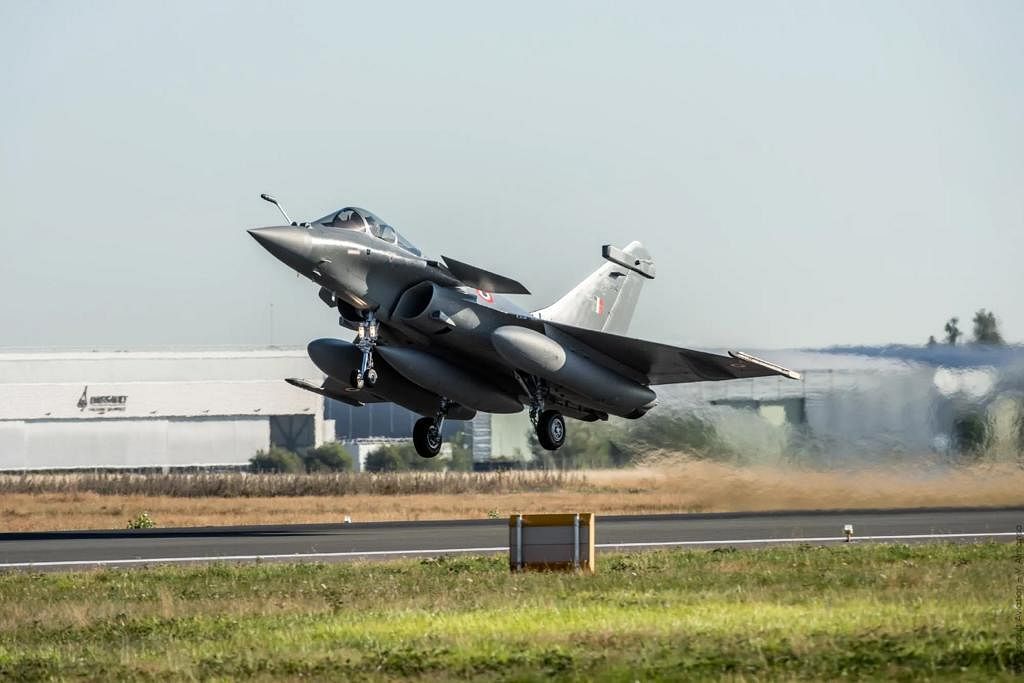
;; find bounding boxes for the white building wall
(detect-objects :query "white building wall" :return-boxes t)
[23,419,168,470]
[0,417,271,470]
[164,417,270,467]
[0,348,325,471]
[0,421,27,467]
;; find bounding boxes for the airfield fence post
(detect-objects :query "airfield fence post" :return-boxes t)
[573,513,580,570]
[515,514,523,571]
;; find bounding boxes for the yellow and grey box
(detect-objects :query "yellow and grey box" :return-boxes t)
[508,513,595,573]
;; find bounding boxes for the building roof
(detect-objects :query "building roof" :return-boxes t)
[0,347,317,384]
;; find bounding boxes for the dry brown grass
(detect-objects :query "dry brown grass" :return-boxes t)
[2,459,1022,532]
[0,469,579,497]
[584,460,1024,511]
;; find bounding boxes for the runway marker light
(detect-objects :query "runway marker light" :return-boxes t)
[343,515,352,524]
[844,524,854,542]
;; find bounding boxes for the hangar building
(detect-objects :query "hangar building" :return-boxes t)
[0,348,329,471]
[663,346,1024,463]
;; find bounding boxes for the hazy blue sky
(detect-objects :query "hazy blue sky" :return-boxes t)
[2,1,1021,350]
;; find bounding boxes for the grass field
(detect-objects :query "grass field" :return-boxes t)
[2,462,1024,532]
[0,542,1020,680]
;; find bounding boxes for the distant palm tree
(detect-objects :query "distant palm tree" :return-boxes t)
[943,317,961,345]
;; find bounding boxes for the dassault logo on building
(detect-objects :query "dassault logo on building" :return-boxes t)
[77,386,128,414]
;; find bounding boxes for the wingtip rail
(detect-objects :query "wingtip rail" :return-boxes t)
[728,351,802,380]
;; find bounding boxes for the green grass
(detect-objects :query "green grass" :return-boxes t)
[0,543,1020,680]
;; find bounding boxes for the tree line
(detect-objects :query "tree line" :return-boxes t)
[928,309,1005,347]
[248,432,475,473]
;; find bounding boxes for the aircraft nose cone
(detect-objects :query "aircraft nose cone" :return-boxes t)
[248,226,313,270]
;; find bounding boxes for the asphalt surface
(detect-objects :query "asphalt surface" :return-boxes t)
[1,507,1021,571]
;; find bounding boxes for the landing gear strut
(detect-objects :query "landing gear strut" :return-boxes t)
[413,399,449,458]
[349,311,379,390]
[523,376,566,451]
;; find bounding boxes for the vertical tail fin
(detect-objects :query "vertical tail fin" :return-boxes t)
[534,241,654,334]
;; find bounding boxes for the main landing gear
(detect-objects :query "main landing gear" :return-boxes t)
[349,311,379,390]
[526,379,566,451]
[535,410,566,451]
[410,381,568,460]
[413,399,450,458]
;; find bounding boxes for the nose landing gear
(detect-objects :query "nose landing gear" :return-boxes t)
[350,312,379,390]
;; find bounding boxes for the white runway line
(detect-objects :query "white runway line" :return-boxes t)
[0,530,1017,569]
[0,546,509,569]
[597,531,1019,549]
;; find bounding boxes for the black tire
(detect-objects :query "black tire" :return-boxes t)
[350,370,364,390]
[536,410,566,451]
[413,417,443,458]
[365,367,378,387]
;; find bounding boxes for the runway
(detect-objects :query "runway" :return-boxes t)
[1,507,1020,571]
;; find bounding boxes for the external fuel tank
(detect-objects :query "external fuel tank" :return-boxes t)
[490,325,656,417]
[375,346,523,414]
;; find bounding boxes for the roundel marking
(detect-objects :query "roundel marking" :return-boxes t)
[477,290,494,303]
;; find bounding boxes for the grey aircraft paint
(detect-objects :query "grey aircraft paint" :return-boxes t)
[249,200,799,457]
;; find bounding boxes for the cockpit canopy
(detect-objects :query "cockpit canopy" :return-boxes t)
[314,207,421,256]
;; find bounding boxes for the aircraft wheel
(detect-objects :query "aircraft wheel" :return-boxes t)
[413,417,443,458]
[365,368,378,387]
[350,370,365,390]
[536,410,566,451]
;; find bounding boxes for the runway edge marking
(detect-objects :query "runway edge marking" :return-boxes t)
[0,531,1017,569]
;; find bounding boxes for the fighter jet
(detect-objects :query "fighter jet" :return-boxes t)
[249,195,800,458]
